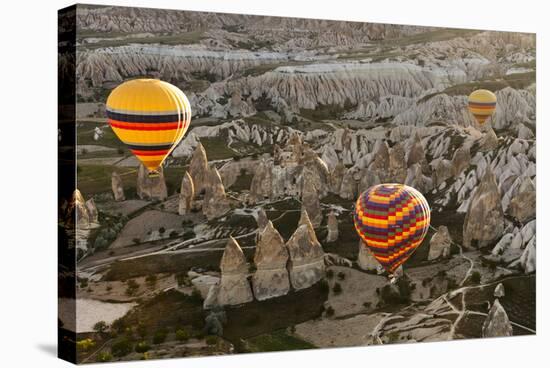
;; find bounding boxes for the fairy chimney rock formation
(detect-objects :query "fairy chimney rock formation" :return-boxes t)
[217,237,254,306]
[407,133,427,169]
[178,171,195,215]
[249,159,273,203]
[136,164,168,201]
[357,240,382,273]
[330,161,346,193]
[451,146,471,177]
[287,211,326,290]
[326,212,339,243]
[301,176,323,227]
[252,221,290,300]
[508,176,536,223]
[256,208,269,231]
[463,167,504,248]
[482,299,513,338]
[188,141,209,195]
[428,226,452,260]
[111,172,125,201]
[388,142,407,183]
[203,167,230,220]
[494,283,505,298]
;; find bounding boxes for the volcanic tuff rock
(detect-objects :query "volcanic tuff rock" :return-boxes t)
[203,167,231,220]
[188,142,209,195]
[85,198,99,224]
[432,159,453,186]
[136,164,168,201]
[255,208,269,231]
[508,176,536,223]
[252,221,290,300]
[326,212,339,243]
[428,226,452,260]
[388,142,407,183]
[494,283,505,298]
[357,241,382,272]
[463,167,504,248]
[178,171,195,215]
[287,210,325,290]
[301,176,323,227]
[249,159,273,203]
[358,169,381,194]
[66,189,98,229]
[482,299,513,338]
[217,237,254,306]
[407,133,427,169]
[111,172,125,201]
[340,167,359,200]
[329,161,346,193]
[451,145,471,177]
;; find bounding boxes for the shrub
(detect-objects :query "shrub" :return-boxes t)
[111,337,133,357]
[326,269,334,279]
[470,271,481,285]
[96,352,113,362]
[363,301,372,309]
[175,273,187,287]
[190,288,203,303]
[132,238,140,245]
[125,279,139,296]
[93,321,108,334]
[319,279,329,293]
[158,227,166,234]
[332,283,342,294]
[76,338,95,352]
[169,230,179,238]
[145,274,157,289]
[337,272,346,280]
[136,323,147,339]
[325,306,335,317]
[153,329,167,344]
[135,341,150,353]
[205,335,218,346]
[175,328,190,342]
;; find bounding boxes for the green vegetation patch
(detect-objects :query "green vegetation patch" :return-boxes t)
[245,329,316,352]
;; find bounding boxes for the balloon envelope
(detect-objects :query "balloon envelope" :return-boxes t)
[468,89,497,125]
[353,183,430,274]
[106,79,191,173]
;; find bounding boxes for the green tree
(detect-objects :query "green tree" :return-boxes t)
[135,341,150,353]
[96,352,113,362]
[175,328,190,342]
[93,321,108,335]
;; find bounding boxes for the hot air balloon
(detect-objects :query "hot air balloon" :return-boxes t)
[106,79,191,177]
[468,89,497,125]
[353,184,430,275]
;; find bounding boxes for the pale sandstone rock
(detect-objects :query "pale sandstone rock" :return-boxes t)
[178,171,195,215]
[252,221,290,300]
[218,237,254,306]
[428,226,452,260]
[482,299,513,338]
[136,164,168,201]
[111,172,125,201]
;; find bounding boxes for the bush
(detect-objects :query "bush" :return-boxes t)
[93,321,108,334]
[319,279,329,293]
[111,337,132,357]
[132,238,140,245]
[135,341,150,353]
[190,288,203,303]
[325,306,335,317]
[175,273,187,287]
[125,279,139,296]
[175,328,190,342]
[96,352,113,362]
[159,227,166,234]
[332,283,342,294]
[363,302,372,309]
[145,274,157,289]
[337,272,346,280]
[205,335,218,346]
[153,329,167,344]
[76,338,95,352]
[326,269,334,279]
[169,230,179,238]
[469,271,481,285]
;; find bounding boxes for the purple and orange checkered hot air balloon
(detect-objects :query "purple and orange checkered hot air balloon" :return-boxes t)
[106,79,192,177]
[353,184,430,275]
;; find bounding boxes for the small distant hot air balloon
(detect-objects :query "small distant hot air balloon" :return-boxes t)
[106,79,191,177]
[353,184,430,275]
[468,89,497,125]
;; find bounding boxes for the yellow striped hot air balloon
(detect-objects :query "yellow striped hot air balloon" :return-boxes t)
[468,89,497,125]
[106,79,191,177]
